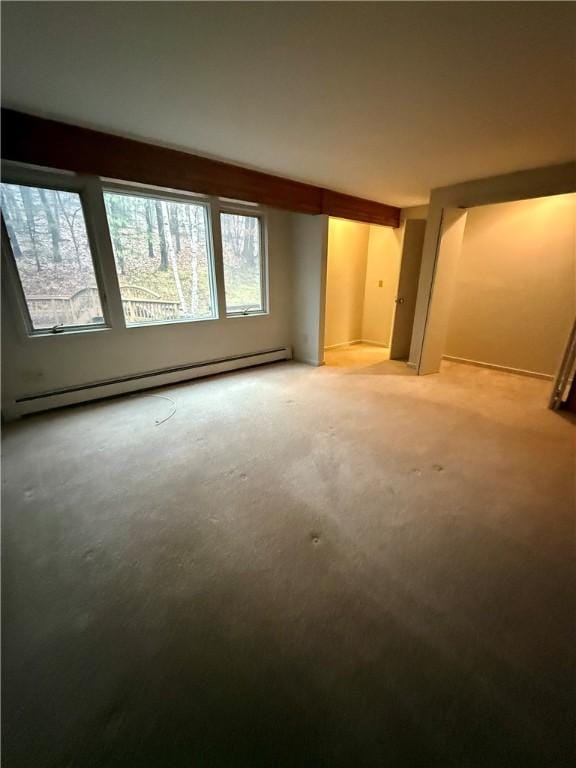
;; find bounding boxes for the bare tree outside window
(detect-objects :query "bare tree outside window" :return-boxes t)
[1,183,104,330]
[220,213,264,314]
[103,192,215,326]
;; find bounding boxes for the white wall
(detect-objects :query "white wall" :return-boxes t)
[446,194,575,376]
[402,205,429,223]
[411,162,576,373]
[324,218,369,348]
[323,218,405,350]
[291,213,329,365]
[362,209,428,349]
[362,225,402,347]
[2,206,296,416]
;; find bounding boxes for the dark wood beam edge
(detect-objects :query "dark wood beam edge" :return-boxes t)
[1,109,400,228]
[321,189,400,227]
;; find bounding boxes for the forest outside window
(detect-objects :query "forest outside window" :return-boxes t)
[103,191,217,326]
[220,212,266,315]
[1,182,105,332]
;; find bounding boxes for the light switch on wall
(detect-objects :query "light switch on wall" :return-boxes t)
[378,280,383,288]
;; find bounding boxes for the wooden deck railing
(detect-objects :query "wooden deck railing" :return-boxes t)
[27,286,181,328]
[121,298,181,323]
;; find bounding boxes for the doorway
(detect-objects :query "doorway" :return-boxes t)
[323,216,426,369]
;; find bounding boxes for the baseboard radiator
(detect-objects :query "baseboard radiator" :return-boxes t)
[6,347,291,420]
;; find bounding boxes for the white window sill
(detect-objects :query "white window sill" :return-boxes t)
[29,325,110,339]
[125,315,219,330]
[225,310,269,319]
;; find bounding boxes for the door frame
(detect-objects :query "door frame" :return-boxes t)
[549,317,576,410]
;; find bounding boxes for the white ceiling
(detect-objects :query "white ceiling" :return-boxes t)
[2,2,575,207]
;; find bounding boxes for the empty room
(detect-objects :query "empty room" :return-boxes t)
[2,3,575,768]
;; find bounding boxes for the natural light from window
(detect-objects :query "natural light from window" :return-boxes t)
[103,191,216,326]
[220,212,264,314]
[1,183,104,331]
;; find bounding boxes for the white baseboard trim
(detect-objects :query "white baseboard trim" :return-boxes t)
[360,339,390,349]
[4,347,292,420]
[324,339,390,351]
[324,339,363,350]
[442,355,554,381]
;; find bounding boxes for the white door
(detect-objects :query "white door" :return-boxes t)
[389,219,426,360]
[549,318,576,409]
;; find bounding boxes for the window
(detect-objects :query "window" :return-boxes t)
[1,182,105,332]
[220,212,266,314]
[103,191,216,326]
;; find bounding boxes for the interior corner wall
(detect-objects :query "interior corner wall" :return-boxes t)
[418,208,468,374]
[401,205,429,223]
[361,224,402,347]
[410,162,576,373]
[445,194,576,377]
[323,218,369,348]
[291,213,329,365]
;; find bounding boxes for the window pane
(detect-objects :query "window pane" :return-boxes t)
[1,183,104,330]
[103,192,216,326]
[220,213,264,314]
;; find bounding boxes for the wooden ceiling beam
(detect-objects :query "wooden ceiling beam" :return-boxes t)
[1,109,400,227]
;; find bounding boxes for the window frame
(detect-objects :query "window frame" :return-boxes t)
[101,182,220,329]
[1,164,272,339]
[1,164,112,337]
[218,205,269,318]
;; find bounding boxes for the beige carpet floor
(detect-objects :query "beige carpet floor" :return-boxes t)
[324,342,392,368]
[2,358,574,767]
